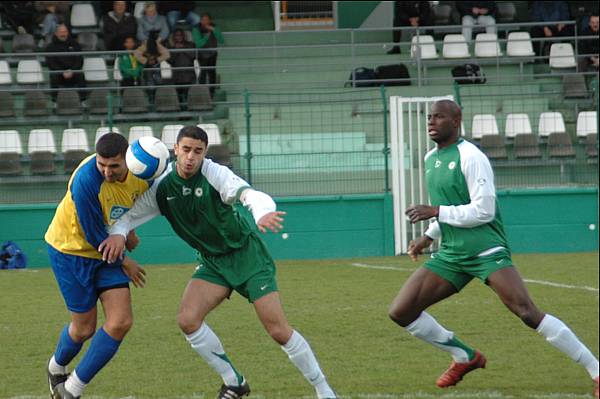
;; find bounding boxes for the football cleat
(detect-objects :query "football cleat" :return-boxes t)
[593,376,598,399]
[47,362,69,399]
[436,350,486,388]
[52,383,80,399]
[216,379,251,399]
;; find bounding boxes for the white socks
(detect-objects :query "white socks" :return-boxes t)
[405,312,473,363]
[65,371,86,397]
[48,355,67,375]
[281,330,336,399]
[185,323,244,387]
[537,314,599,379]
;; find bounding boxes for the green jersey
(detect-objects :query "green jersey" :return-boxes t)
[423,139,509,262]
[111,159,274,258]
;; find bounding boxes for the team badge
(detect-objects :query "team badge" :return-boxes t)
[195,187,203,197]
[109,206,129,221]
[448,161,456,170]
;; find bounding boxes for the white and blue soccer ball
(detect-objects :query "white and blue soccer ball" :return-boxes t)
[126,136,170,180]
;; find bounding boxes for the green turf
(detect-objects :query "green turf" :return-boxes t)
[0,253,598,398]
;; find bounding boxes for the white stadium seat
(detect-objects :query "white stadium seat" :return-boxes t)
[506,32,535,57]
[61,128,90,152]
[197,124,222,146]
[161,125,184,149]
[538,112,566,138]
[549,43,576,69]
[0,61,12,85]
[474,33,502,57]
[505,113,532,138]
[113,57,122,82]
[442,34,470,58]
[0,130,23,154]
[471,114,499,139]
[128,126,154,144]
[160,61,173,80]
[95,126,122,143]
[83,58,109,82]
[16,60,44,84]
[70,4,97,27]
[28,129,56,154]
[576,111,598,138]
[410,35,438,60]
[134,2,146,19]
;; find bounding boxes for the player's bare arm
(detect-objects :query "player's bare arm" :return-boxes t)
[99,235,126,263]
[407,236,433,262]
[257,211,286,233]
[121,256,146,288]
[405,205,440,223]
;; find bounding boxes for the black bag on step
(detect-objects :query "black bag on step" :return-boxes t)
[451,64,486,84]
[345,67,377,87]
[375,64,410,86]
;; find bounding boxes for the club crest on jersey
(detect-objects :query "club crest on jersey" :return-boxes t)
[182,187,192,196]
[109,206,129,221]
[195,187,203,197]
[434,160,442,168]
[448,161,456,170]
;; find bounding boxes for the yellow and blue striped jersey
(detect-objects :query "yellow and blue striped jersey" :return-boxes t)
[45,155,149,261]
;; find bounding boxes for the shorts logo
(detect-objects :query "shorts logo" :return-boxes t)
[448,161,456,170]
[195,187,203,197]
[183,187,192,196]
[435,160,442,168]
[109,206,129,221]
[260,284,269,291]
[195,264,204,271]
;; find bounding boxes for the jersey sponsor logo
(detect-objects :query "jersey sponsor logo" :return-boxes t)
[448,161,456,170]
[434,160,442,168]
[109,206,129,221]
[195,187,203,197]
[182,187,192,196]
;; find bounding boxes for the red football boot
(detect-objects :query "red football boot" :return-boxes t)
[436,350,487,388]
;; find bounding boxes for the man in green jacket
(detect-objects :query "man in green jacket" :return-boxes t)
[192,13,224,96]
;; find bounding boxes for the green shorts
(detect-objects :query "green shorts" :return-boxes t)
[192,233,278,303]
[424,248,513,292]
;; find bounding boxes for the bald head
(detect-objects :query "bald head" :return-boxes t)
[427,100,462,147]
[433,100,462,120]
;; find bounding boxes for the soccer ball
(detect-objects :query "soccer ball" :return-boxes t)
[126,137,170,180]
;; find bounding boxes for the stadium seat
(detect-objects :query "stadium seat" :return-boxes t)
[28,129,56,174]
[432,4,452,25]
[538,112,566,138]
[0,60,12,85]
[128,126,154,143]
[0,130,23,175]
[585,133,597,158]
[547,132,575,158]
[160,60,173,80]
[474,33,502,57]
[496,2,516,23]
[121,88,149,113]
[197,124,222,145]
[83,58,109,82]
[16,60,44,84]
[161,124,184,149]
[0,93,15,117]
[480,135,507,159]
[200,123,227,165]
[0,37,4,52]
[506,32,535,57]
[70,3,97,27]
[576,111,598,138]
[563,74,588,98]
[471,114,499,139]
[513,134,541,158]
[505,113,532,139]
[194,59,201,79]
[77,32,98,51]
[442,34,470,58]
[188,85,213,111]
[410,35,438,60]
[155,87,180,112]
[61,128,90,173]
[95,126,122,143]
[11,33,35,53]
[56,91,82,116]
[134,1,146,19]
[88,89,115,114]
[113,58,123,82]
[549,43,576,69]
[24,91,50,116]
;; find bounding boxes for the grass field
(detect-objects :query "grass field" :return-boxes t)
[1,252,598,399]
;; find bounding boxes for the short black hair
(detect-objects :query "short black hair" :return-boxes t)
[177,126,208,145]
[201,12,212,19]
[96,133,128,158]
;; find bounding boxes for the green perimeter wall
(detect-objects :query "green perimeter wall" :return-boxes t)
[336,1,381,28]
[0,188,597,268]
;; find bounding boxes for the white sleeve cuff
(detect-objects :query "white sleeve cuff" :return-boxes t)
[241,189,276,223]
[424,221,441,240]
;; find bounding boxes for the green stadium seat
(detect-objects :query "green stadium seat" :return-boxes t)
[0,92,15,117]
[188,85,213,111]
[513,134,541,159]
[61,128,90,174]
[24,91,50,117]
[121,88,149,113]
[585,134,597,158]
[547,132,575,158]
[155,87,180,112]
[56,91,82,116]
[480,135,507,159]
[28,129,56,175]
[0,130,23,176]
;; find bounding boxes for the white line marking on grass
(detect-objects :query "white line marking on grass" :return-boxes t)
[351,263,415,272]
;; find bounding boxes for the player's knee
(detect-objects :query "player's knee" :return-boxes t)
[266,323,292,345]
[512,302,542,328]
[388,304,413,327]
[70,325,96,342]
[177,311,202,334]
[104,315,133,338]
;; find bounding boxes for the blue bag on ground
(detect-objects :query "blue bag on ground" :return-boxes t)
[0,241,27,269]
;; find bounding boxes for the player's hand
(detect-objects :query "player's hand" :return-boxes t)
[121,256,146,288]
[99,235,127,264]
[407,236,433,262]
[405,205,439,223]
[125,229,140,252]
[257,211,286,233]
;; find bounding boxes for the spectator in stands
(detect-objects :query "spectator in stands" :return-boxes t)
[579,14,599,71]
[137,1,169,43]
[118,36,144,87]
[530,1,574,57]
[40,3,66,47]
[103,1,137,52]
[168,29,197,107]
[0,2,37,34]
[193,13,224,97]
[456,1,497,42]
[387,1,432,55]
[46,24,86,102]
[135,34,170,103]
[158,1,200,31]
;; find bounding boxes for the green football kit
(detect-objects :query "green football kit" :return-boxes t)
[111,159,278,302]
[422,138,512,291]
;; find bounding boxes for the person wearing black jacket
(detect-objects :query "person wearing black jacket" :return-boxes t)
[579,14,599,71]
[168,29,197,106]
[102,1,138,51]
[456,1,497,42]
[387,1,432,55]
[46,24,86,102]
